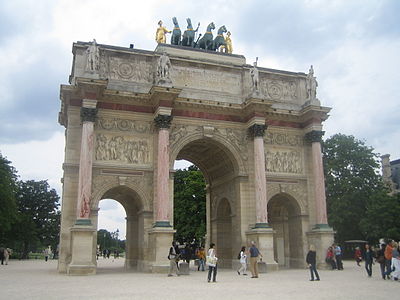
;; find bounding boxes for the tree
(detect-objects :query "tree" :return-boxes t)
[323,134,386,244]
[97,229,124,253]
[0,152,18,242]
[360,192,400,242]
[173,165,206,243]
[13,180,60,258]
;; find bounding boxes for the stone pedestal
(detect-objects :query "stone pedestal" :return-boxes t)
[178,262,190,275]
[246,227,278,271]
[67,224,96,275]
[258,261,267,273]
[306,226,335,269]
[148,227,176,273]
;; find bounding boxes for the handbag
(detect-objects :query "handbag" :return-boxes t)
[206,255,217,267]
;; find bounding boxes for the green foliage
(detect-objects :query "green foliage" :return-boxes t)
[97,229,124,252]
[173,165,206,242]
[323,133,388,244]
[0,152,18,239]
[12,180,60,258]
[360,192,400,242]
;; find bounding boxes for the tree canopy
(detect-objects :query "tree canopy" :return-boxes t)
[173,165,206,243]
[0,153,18,240]
[323,133,399,243]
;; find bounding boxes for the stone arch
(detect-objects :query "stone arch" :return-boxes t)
[170,130,247,179]
[267,183,308,215]
[91,175,150,212]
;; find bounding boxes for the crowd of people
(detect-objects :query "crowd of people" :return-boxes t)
[351,240,400,280]
[165,238,400,283]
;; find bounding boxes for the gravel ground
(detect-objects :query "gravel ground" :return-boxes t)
[0,258,398,300]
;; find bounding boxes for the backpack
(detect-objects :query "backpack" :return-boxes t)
[237,252,241,260]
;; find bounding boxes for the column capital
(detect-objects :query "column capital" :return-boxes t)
[248,124,267,138]
[80,107,98,123]
[154,114,173,129]
[305,130,324,143]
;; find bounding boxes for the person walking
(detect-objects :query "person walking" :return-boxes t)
[384,240,394,279]
[237,246,248,276]
[3,248,11,265]
[333,244,343,270]
[376,243,387,280]
[391,242,400,281]
[306,245,320,281]
[354,247,362,266]
[249,241,263,278]
[363,244,374,277]
[167,241,180,277]
[326,246,336,270]
[196,246,205,271]
[206,243,217,283]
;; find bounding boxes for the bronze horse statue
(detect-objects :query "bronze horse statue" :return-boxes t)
[212,25,227,51]
[171,17,181,45]
[196,22,215,50]
[182,18,200,47]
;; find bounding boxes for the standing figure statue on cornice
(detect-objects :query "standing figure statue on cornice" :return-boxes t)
[85,39,100,72]
[306,65,318,100]
[171,17,181,45]
[156,20,171,44]
[250,58,259,93]
[156,52,172,85]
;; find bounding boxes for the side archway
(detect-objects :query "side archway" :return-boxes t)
[268,193,304,268]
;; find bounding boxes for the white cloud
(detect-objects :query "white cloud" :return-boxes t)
[0,130,65,194]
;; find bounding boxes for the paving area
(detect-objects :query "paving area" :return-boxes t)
[0,258,398,300]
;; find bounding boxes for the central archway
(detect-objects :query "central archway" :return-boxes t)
[93,185,144,270]
[172,136,243,268]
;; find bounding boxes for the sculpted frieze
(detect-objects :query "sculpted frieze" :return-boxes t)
[107,56,152,83]
[259,79,298,101]
[264,132,303,147]
[96,134,151,164]
[265,149,303,174]
[96,118,150,133]
[215,127,248,161]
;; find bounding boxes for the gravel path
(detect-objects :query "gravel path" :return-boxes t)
[0,258,397,300]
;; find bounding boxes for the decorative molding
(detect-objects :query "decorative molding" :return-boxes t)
[81,107,98,122]
[96,117,150,133]
[264,132,303,146]
[305,130,324,143]
[154,115,173,129]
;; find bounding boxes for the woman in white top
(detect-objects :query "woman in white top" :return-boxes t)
[207,243,217,282]
[237,246,248,275]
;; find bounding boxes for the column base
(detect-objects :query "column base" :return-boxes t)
[148,227,176,273]
[254,222,271,229]
[307,226,335,270]
[67,223,96,276]
[246,227,278,272]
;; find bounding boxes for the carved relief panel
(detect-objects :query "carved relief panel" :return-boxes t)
[264,132,304,174]
[101,54,152,83]
[95,134,151,164]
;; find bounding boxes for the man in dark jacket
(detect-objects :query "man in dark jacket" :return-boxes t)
[306,245,320,281]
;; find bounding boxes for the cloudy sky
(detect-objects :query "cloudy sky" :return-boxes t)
[1,0,399,239]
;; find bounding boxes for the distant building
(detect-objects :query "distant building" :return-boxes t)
[381,154,400,194]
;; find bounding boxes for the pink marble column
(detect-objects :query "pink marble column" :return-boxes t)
[154,114,173,227]
[306,130,328,226]
[76,104,97,223]
[250,124,269,227]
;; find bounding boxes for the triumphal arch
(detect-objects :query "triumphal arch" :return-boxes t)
[58,31,334,275]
